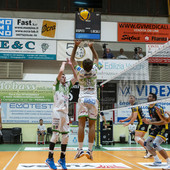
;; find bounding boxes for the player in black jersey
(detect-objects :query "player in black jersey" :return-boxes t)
[119,95,149,154]
[143,93,170,168]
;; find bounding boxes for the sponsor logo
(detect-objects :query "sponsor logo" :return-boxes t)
[17,163,131,169]
[41,20,56,38]
[145,36,149,41]
[152,36,168,41]
[0,19,13,37]
[41,43,49,53]
[121,35,140,41]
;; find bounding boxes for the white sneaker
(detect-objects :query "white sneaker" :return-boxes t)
[74,148,84,159]
[85,149,93,160]
[153,161,162,166]
[144,152,152,158]
[162,165,170,170]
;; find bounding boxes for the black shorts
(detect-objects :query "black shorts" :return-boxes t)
[149,126,168,141]
[136,123,149,132]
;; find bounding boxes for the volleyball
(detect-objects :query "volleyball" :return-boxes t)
[79,9,90,21]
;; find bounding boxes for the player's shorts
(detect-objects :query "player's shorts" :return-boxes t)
[78,97,98,120]
[136,122,149,133]
[52,110,69,134]
[149,125,162,138]
[157,127,169,141]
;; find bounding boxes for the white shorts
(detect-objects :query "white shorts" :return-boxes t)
[52,110,69,134]
[78,98,98,120]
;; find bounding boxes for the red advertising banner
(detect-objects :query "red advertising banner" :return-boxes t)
[118,22,170,43]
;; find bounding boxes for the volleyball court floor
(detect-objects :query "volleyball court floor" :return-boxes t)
[1,143,170,170]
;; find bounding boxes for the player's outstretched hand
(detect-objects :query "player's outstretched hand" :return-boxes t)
[74,40,82,46]
[119,120,124,123]
[66,58,72,65]
[88,42,93,48]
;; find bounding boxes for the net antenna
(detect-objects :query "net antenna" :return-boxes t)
[100,41,170,86]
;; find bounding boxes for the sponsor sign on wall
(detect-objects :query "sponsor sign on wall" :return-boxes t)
[115,83,170,123]
[118,22,170,43]
[57,41,92,61]
[1,102,53,123]
[97,59,149,80]
[146,44,170,63]
[0,39,56,60]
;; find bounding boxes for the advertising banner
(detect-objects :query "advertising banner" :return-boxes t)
[146,44,170,63]
[118,22,170,43]
[115,83,170,123]
[1,102,53,123]
[97,59,149,80]
[0,81,54,102]
[57,41,92,61]
[0,39,56,60]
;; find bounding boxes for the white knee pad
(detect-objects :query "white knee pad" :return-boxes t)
[135,136,141,143]
[153,136,164,152]
[50,132,59,143]
[61,134,69,144]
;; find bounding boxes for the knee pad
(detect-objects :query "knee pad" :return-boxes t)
[144,141,147,146]
[50,132,59,143]
[61,133,69,144]
[144,137,154,150]
[135,136,141,143]
[153,136,164,151]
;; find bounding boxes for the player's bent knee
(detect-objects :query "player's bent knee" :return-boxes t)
[61,134,69,144]
[135,136,141,143]
[50,132,59,143]
[153,142,163,151]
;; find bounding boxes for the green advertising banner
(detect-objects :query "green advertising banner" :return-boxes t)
[0,81,54,102]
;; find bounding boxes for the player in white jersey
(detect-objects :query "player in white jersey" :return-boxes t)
[46,59,77,170]
[70,40,99,160]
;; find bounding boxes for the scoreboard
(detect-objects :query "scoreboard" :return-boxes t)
[75,12,101,40]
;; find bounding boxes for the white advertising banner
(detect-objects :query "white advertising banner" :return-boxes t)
[57,41,92,61]
[0,18,118,41]
[115,83,170,123]
[146,44,163,55]
[97,59,149,80]
[1,102,53,124]
[0,39,56,60]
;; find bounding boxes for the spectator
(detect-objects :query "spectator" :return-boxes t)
[117,48,128,59]
[103,48,115,59]
[37,119,46,144]
[133,47,144,60]
[128,123,136,140]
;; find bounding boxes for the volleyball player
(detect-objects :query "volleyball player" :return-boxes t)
[70,40,99,160]
[119,95,150,157]
[45,59,77,170]
[143,93,170,169]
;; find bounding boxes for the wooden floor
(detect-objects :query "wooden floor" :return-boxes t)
[1,144,170,170]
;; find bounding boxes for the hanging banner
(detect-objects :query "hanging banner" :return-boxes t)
[57,41,92,61]
[97,59,149,80]
[146,44,170,63]
[118,22,170,43]
[0,39,56,60]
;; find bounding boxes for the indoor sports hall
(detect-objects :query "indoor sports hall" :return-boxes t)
[0,0,170,170]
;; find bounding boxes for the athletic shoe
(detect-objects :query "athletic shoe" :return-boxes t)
[153,161,162,166]
[162,165,170,170]
[85,149,93,160]
[144,152,152,158]
[58,158,67,170]
[74,148,84,159]
[45,158,57,170]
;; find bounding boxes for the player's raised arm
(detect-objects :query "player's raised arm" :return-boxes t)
[88,42,99,65]
[70,40,81,67]
[66,58,77,85]
[57,62,66,81]
[119,114,132,123]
